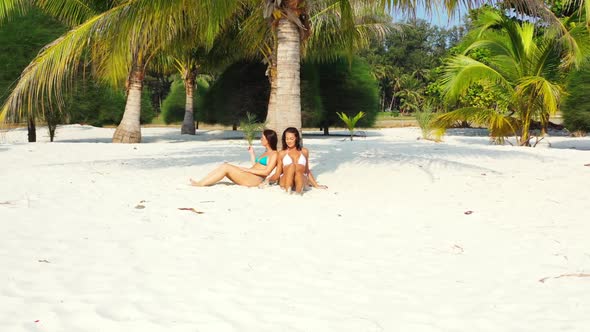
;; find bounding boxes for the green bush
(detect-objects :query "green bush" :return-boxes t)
[562,64,590,133]
[65,79,155,126]
[200,62,269,126]
[0,9,65,105]
[302,57,379,131]
[160,76,210,124]
[200,58,379,131]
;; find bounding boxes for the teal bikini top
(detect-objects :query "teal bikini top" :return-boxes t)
[256,155,269,166]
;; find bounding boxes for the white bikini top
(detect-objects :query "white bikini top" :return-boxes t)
[283,152,306,166]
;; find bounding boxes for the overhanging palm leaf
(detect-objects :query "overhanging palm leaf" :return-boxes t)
[432,107,518,139]
[0,0,240,138]
[515,76,562,117]
[35,0,97,26]
[0,5,122,122]
[441,55,513,104]
[0,0,30,21]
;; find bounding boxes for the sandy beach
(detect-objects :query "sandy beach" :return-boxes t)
[1,124,589,332]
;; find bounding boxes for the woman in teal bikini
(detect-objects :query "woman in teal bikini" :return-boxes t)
[190,129,278,187]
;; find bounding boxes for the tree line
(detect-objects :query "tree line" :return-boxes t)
[1,1,590,145]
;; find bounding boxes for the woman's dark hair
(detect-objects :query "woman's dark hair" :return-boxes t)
[281,127,302,150]
[263,129,278,151]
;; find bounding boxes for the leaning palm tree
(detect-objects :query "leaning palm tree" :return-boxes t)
[0,0,240,143]
[435,8,589,145]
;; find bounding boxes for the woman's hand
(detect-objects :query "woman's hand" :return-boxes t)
[315,184,328,189]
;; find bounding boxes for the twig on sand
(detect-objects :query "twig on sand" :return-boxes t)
[0,201,12,205]
[539,273,590,283]
[178,208,204,215]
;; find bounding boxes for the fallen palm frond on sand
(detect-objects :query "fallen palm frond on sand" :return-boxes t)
[539,273,590,283]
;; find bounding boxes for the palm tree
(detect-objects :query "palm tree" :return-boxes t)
[435,8,588,145]
[253,0,489,134]
[0,0,239,142]
[238,0,393,135]
[0,0,495,139]
[395,73,424,114]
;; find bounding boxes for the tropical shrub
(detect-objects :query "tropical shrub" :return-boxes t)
[200,61,269,127]
[160,76,211,124]
[303,57,379,133]
[435,9,584,146]
[562,63,590,134]
[0,9,66,106]
[240,112,264,146]
[337,111,365,141]
[415,108,438,141]
[64,80,155,126]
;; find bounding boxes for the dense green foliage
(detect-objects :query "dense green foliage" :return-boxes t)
[0,9,65,105]
[64,79,155,126]
[563,64,590,133]
[303,57,379,130]
[0,9,155,127]
[200,61,270,127]
[200,58,379,131]
[433,8,585,145]
[361,19,465,113]
[160,76,211,124]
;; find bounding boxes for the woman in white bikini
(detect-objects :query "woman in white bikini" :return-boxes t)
[268,127,327,194]
[190,129,278,187]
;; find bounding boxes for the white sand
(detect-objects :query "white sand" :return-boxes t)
[1,124,589,332]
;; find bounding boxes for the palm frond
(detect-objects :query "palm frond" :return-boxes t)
[0,0,30,23]
[441,55,512,103]
[35,0,97,27]
[432,106,518,139]
[515,76,563,116]
[306,0,395,63]
[0,8,111,122]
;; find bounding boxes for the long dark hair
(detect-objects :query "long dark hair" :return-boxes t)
[263,129,278,151]
[281,127,302,151]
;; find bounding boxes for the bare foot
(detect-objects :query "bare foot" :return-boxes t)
[189,178,202,186]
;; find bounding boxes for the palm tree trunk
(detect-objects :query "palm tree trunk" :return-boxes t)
[27,115,36,142]
[265,39,278,133]
[113,66,144,143]
[520,110,532,146]
[271,18,301,136]
[181,71,196,135]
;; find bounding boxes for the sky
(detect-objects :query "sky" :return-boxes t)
[392,3,469,27]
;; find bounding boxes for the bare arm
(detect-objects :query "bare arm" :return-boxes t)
[248,146,256,166]
[303,148,327,189]
[241,152,277,177]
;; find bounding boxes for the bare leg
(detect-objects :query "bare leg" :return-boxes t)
[191,163,263,187]
[281,164,295,193]
[294,164,305,194]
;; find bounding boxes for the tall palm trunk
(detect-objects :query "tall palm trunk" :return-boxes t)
[113,65,144,143]
[265,42,278,132]
[181,69,197,135]
[271,18,301,136]
[27,115,36,142]
[520,110,532,146]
